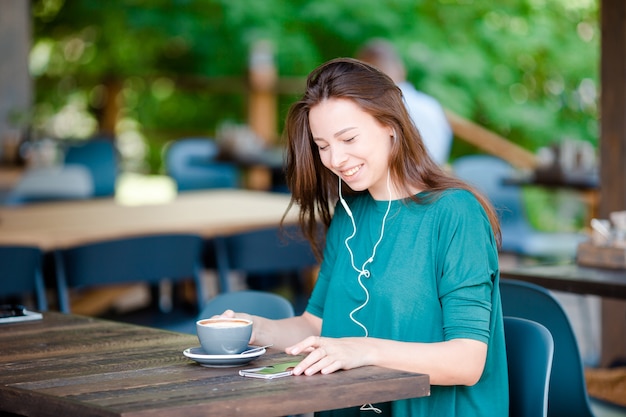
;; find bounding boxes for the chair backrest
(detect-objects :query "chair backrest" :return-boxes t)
[500,279,595,417]
[213,225,318,293]
[6,165,94,205]
[452,154,527,232]
[55,234,206,313]
[198,290,294,320]
[164,138,239,191]
[63,138,118,197]
[504,316,554,417]
[0,245,47,310]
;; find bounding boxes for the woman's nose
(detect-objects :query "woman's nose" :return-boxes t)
[330,146,348,168]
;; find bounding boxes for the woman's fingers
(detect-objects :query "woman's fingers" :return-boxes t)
[288,337,349,376]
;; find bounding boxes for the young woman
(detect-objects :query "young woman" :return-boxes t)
[222,58,508,416]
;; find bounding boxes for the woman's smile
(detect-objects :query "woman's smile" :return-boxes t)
[341,164,362,179]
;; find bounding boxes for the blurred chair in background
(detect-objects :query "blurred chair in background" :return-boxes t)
[452,154,587,260]
[0,245,47,310]
[211,225,318,313]
[4,165,94,205]
[164,138,239,191]
[504,316,554,417]
[500,279,595,417]
[178,289,294,335]
[55,233,207,318]
[198,290,294,320]
[63,138,118,197]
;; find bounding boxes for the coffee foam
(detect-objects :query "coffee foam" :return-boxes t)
[199,319,250,328]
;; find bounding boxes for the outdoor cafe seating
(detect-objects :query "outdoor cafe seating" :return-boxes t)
[1,138,625,416]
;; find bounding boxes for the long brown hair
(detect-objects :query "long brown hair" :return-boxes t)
[282,57,501,259]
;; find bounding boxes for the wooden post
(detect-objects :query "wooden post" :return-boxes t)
[600,0,626,218]
[100,78,123,138]
[248,40,277,146]
[599,0,626,368]
[246,40,277,190]
[0,0,31,164]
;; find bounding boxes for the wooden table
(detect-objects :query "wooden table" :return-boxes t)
[502,171,600,191]
[502,171,600,222]
[0,313,430,417]
[0,189,296,251]
[501,262,626,367]
[500,263,626,300]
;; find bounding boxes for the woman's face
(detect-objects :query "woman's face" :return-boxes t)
[309,98,394,200]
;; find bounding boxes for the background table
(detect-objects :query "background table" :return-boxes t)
[0,313,430,417]
[0,189,300,315]
[500,263,626,300]
[502,171,600,224]
[0,189,297,251]
[501,262,626,367]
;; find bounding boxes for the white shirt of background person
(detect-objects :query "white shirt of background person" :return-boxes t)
[398,81,453,165]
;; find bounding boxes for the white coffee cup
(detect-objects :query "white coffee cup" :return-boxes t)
[196,317,253,355]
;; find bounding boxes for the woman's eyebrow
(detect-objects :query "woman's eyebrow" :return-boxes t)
[312,126,356,142]
[334,127,356,138]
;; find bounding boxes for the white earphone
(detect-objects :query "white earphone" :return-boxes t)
[338,172,392,337]
[340,194,353,217]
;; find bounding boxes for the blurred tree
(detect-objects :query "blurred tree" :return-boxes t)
[30,0,598,173]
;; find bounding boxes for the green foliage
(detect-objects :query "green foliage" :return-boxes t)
[31,0,599,173]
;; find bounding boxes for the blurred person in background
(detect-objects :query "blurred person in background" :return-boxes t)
[356,39,453,166]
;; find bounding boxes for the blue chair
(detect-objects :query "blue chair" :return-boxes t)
[504,316,554,417]
[212,225,318,295]
[5,165,94,205]
[500,279,595,417]
[164,138,239,191]
[63,138,118,197]
[198,290,295,320]
[55,234,206,314]
[0,245,47,310]
[452,154,587,260]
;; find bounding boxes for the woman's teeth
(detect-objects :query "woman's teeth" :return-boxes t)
[343,166,361,177]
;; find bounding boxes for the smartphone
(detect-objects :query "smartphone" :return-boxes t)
[239,360,300,379]
[0,304,43,323]
[0,304,27,318]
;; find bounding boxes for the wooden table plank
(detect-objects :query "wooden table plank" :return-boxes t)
[0,313,430,417]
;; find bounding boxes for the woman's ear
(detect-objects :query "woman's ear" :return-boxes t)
[390,127,397,142]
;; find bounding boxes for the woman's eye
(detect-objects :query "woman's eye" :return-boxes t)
[344,136,356,143]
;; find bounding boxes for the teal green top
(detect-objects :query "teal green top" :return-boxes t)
[307,189,508,417]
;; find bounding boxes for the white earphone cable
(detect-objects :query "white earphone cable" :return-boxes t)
[339,171,392,337]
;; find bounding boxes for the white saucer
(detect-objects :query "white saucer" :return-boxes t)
[183,346,266,368]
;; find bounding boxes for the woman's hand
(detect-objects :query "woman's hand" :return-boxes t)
[215,310,323,350]
[286,335,487,385]
[286,336,370,376]
[213,309,236,319]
